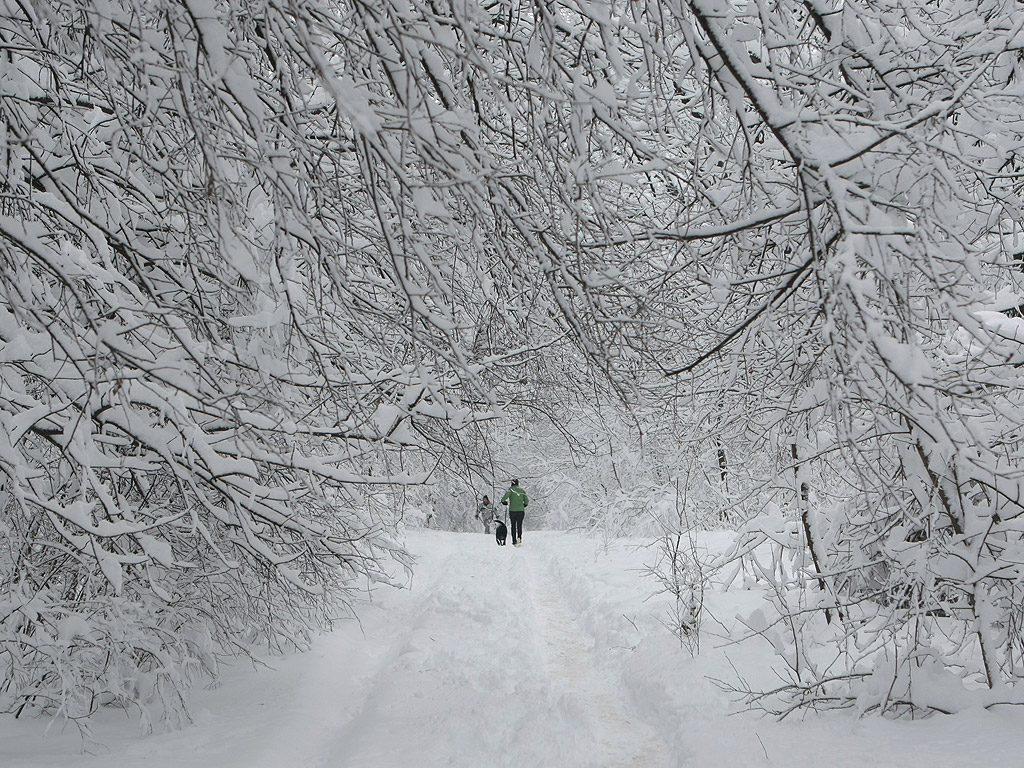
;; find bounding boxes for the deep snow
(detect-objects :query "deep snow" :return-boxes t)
[3,529,1024,767]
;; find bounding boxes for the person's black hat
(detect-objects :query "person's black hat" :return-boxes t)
[511,478,518,485]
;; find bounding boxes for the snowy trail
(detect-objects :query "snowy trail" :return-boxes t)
[518,549,669,768]
[0,530,674,768]
[322,531,670,768]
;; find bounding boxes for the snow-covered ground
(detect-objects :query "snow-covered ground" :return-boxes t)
[3,529,1024,767]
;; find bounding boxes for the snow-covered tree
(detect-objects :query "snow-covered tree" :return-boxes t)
[0,0,565,725]
[6,0,1024,728]
[599,0,1024,712]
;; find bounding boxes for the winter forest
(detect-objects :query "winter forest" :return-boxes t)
[3,0,1024,758]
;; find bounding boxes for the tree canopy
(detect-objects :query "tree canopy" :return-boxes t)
[2,0,1024,726]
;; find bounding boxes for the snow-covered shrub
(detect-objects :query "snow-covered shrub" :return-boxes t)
[645,498,709,656]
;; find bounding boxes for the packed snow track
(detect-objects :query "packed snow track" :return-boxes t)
[322,530,671,768]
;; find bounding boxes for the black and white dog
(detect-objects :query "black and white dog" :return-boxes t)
[494,520,508,546]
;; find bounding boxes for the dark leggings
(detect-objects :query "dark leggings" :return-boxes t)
[509,511,524,543]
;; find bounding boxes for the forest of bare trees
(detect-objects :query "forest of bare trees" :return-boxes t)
[3,0,1024,727]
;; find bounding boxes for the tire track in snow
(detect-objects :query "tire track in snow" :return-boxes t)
[518,548,670,768]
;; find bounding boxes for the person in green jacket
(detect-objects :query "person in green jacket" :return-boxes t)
[500,479,528,547]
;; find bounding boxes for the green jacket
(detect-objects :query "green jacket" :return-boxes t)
[501,484,529,513]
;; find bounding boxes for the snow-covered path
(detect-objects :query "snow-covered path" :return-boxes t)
[320,532,669,768]
[7,528,1024,768]
[521,551,667,768]
[0,531,674,768]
